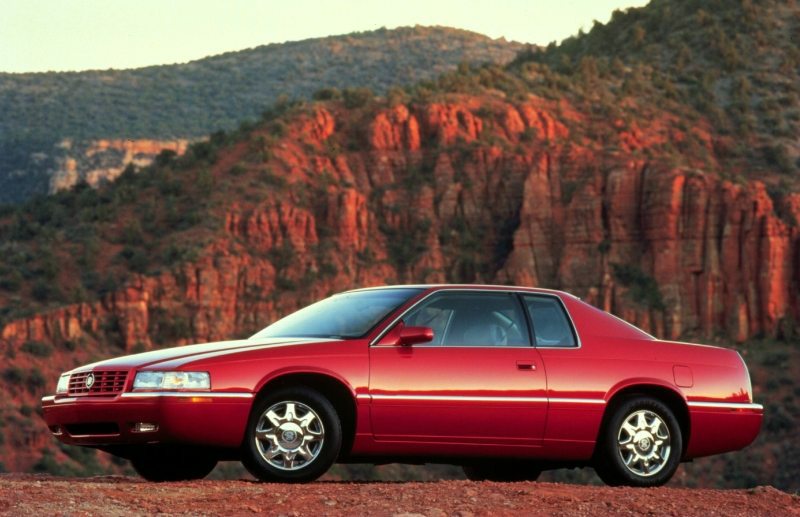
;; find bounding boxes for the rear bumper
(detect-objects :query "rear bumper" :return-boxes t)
[684,401,763,459]
[41,392,253,448]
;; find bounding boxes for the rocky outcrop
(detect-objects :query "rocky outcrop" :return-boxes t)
[370,105,421,151]
[49,138,190,192]
[502,164,800,341]
[2,98,799,354]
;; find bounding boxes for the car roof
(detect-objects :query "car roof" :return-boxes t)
[343,284,579,299]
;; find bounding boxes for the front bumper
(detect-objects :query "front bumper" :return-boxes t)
[41,392,253,448]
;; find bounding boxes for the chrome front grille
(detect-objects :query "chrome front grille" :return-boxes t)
[68,370,128,396]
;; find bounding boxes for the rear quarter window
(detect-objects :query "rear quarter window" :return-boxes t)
[523,295,577,348]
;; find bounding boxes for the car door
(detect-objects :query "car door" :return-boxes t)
[368,290,547,449]
[521,293,605,451]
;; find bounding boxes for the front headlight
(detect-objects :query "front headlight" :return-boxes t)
[56,374,70,394]
[133,371,210,391]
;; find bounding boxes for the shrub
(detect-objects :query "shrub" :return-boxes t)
[268,241,297,271]
[26,367,47,393]
[0,270,22,292]
[383,217,431,275]
[58,442,102,469]
[386,87,409,106]
[150,308,193,343]
[275,277,297,290]
[269,121,287,138]
[119,220,145,246]
[185,140,218,164]
[261,168,287,188]
[2,367,24,384]
[313,88,342,101]
[196,167,214,196]
[33,450,77,476]
[156,172,184,196]
[561,180,580,204]
[319,260,338,278]
[611,263,666,310]
[229,163,247,176]
[101,315,125,348]
[160,241,198,266]
[762,349,790,368]
[117,246,149,274]
[631,23,646,46]
[342,87,374,109]
[763,144,795,174]
[154,149,177,167]
[765,405,794,433]
[21,340,53,358]
[2,366,49,394]
[32,279,61,302]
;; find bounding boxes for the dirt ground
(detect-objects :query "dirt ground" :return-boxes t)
[0,475,798,516]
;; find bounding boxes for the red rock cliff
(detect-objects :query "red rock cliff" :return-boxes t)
[3,98,799,352]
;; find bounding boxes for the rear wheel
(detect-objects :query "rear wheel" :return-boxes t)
[594,396,682,487]
[241,387,341,483]
[131,448,217,482]
[463,461,541,482]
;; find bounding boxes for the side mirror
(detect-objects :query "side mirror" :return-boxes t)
[397,326,434,346]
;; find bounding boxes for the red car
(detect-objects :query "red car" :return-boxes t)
[41,285,762,486]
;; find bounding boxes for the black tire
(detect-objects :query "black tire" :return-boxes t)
[463,461,541,482]
[241,387,342,483]
[130,447,217,482]
[594,396,682,487]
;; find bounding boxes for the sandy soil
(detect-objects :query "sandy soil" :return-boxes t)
[0,475,798,516]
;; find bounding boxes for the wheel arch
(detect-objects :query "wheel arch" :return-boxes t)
[253,370,357,457]
[596,382,690,458]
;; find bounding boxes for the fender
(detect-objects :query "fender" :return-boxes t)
[254,365,358,398]
[605,376,687,403]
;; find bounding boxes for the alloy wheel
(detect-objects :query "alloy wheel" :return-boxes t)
[616,409,671,477]
[254,400,325,471]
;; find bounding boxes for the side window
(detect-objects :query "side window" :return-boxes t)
[403,292,530,347]
[523,295,577,348]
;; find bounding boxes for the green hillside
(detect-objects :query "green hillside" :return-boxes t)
[0,26,522,203]
[524,0,800,180]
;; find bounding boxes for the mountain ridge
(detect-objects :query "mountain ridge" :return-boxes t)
[0,25,525,203]
[1,26,518,76]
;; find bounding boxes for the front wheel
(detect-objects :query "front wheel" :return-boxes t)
[131,448,217,482]
[241,387,342,483]
[594,396,682,487]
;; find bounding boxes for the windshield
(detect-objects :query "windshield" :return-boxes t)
[250,288,423,340]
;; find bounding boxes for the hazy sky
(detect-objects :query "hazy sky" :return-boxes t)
[2,0,649,73]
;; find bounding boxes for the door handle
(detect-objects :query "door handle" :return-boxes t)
[516,361,536,371]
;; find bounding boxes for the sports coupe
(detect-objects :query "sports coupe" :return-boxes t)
[42,285,762,486]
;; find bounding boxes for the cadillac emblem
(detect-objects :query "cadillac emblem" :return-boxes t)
[85,373,95,388]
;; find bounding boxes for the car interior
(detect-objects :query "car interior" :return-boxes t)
[403,294,528,346]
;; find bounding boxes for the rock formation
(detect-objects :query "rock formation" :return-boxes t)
[49,138,190,192]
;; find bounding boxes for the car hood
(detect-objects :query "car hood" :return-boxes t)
[70,337,333,372]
